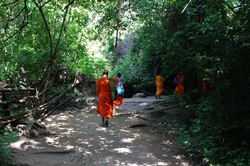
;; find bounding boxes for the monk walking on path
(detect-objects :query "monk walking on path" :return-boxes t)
[174,73,184,96]
[96,70,113,126]
[113,73,124,111]
[155,74,164,99]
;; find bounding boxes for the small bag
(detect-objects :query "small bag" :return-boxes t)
[173,75,179,85]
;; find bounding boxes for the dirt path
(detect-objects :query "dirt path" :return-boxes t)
[10,96,195,166]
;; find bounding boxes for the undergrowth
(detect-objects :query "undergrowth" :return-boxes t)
[175,97,250,166]
[0,128,18,166]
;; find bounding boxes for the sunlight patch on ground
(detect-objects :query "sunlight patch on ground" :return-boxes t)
[56,115,69,120]
[175,161,189,166]
[76,139,88,145]
[96,126,108,131]
[65,145,75,149]
[45,136,61,146]
[81,106,96,111]
[174,155,190,166]
[119,128,130,133]
[162,140,172,145]
[157,162,171,165]
[139,152,154,158]
[132,133,141,138]
[21,143,45,150]
[113,147,132,153]
[10,136,40,150]
[121,138,135,143]
[174,155,184,159]
[75,117,85,122]
[45,137,55,144]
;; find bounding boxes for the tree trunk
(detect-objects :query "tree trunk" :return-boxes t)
[32,0,74,103]
[114,0,122,65]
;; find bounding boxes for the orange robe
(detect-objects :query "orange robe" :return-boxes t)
[155,75,163,97]
[174,75,184,96]
[113,77,123,106]
[96,77,113,118]
[202,80,212,93]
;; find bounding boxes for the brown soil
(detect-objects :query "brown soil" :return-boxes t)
[10,95,196,166]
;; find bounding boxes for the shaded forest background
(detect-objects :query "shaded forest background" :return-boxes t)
[0,0,249,165]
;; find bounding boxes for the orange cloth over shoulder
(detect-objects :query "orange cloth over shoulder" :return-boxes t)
[96,77,113,118]
[202,80,212,93]
[155,75,163,97]
[113,77,118,86]
[174,75,184,96]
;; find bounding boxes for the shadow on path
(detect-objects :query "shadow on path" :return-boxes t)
[11,96,194,166]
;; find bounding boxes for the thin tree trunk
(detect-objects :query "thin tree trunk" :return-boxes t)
[114,0,122,65]
[32,0,74,103]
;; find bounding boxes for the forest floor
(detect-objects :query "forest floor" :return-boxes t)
[10,95,198,166]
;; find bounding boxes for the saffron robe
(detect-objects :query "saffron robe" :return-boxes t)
[113,77,123,106]
[174,75,184,96]
[96,77,113,118]
[155,75,163,97]
[202,80,212,93]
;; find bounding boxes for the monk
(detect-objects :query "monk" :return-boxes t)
[96,70,113,126]
[174,73,184,96]
[202,80,213,93]
[155,74,164,99]
[113,73,124,111]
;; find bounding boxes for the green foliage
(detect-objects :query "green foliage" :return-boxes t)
[111,53,155,97]
[0,0,249,165]
[0,129,18,166]
[127,0,250,165]
[178,96,250,165]
[0,0,112,88]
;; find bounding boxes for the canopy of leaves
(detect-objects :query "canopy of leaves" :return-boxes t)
[0,0,249,165]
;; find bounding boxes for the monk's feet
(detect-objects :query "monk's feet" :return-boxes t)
[105,120,109,126]
[155,96,161,99]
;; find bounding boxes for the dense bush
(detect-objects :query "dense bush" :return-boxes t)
[0,129,18,166]
[0,0,249,165]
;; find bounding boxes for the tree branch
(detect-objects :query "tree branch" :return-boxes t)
[1,0,29,41]
[54,0,75,56]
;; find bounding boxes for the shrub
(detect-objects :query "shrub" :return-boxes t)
[0,128,18,166]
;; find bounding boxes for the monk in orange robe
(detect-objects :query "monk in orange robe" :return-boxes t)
[113,73,124,110]
[96,70,113,126]
[155,75,164,99]
[174,73,184,96]
[202,80,212,93]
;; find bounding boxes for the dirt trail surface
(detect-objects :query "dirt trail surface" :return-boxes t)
[10,95,195,166]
